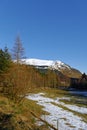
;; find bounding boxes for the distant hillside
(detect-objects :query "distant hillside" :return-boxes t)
[58,67,81,78]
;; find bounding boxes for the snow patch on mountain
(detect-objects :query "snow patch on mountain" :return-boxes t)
[24,58,54,66]
[23,58,71,70]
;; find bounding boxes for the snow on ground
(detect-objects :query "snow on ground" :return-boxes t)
[62,103,87,114]
[54,98,87,114]
[27,93,87,130]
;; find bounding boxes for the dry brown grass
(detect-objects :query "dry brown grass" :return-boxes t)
[0,93,50,130]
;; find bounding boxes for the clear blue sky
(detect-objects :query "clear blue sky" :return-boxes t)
[0,0,87,73]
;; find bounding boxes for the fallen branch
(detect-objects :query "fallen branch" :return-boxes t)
[31,111,58,130]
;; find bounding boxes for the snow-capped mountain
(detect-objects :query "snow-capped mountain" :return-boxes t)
[20,58,81,78]
[23,58,71,70]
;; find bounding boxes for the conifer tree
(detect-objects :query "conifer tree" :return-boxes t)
[0,47,11,73]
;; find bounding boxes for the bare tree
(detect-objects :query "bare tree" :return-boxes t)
[12,35,24,64]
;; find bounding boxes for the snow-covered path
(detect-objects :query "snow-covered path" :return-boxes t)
[27,93,87,130]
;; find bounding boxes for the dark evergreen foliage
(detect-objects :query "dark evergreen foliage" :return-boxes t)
[70,73,87,90]
[0,47,11,73]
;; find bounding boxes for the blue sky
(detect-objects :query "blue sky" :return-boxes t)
[0,0,87,73]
